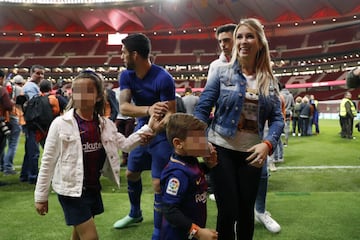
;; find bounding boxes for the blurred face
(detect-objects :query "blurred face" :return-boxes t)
[72,78,99,111]
[181,130,210,157]
[217,31,234,59]
[235,25,262,62]
[31,68,45,84]
[121,46,135,70]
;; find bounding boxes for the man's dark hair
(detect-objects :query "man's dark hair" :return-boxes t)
[122,33,151,59]
[0,69,4,78]
[39,79,52,93]
[30,65,45,74]
[215,23,237,37]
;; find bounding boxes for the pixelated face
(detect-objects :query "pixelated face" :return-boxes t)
[72,78,98,110]
[182,130,210,157]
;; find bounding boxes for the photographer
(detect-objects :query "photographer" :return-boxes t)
[0,69,15,174]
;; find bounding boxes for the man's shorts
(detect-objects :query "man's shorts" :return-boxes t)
[58,189,104,226]
[127,133,173,179]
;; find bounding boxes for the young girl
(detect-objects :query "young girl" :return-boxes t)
[34,71,159,240]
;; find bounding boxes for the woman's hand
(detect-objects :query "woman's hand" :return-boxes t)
[246,142,269,168]
[203,143,218,168]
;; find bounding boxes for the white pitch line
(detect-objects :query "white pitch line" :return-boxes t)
[276,166,360,170]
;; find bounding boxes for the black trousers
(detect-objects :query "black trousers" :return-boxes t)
[211,145,262,240]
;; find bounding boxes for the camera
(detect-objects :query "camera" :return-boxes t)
[0,121,11,136]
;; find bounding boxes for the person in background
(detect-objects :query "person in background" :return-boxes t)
[160,113,218,240]
[175,92,186,113]
[103,82,119,122]
[309,95,319,135]
[346,66,360,88]
[339,91,357,139]
[194,18,284,239]
[182,87,199,115]
[19,65,44,184]
[279,83,294,146]
[208,23,237,74]
[112,33,176,240]
[0,69,15,174]
[113,85,136,167]
[34,71,159,240]
[292,96,302,136]
[35,79,61,145]
[299,96,312,137]
[268,93,286,172]
[1,74,24,175]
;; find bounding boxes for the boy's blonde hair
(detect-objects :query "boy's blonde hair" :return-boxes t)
[166,113,207,143]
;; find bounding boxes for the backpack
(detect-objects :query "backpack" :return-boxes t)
[23,94,54,133]
[175,96,186,113]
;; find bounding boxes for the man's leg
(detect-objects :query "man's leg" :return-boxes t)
[113,145,150,229]
[27,129,40,184]
[149,139,173,240]
[3,118,21,174]
[255,159,281,233]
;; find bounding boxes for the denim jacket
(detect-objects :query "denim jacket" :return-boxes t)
[35,108,152,202]
[194,61,284,150]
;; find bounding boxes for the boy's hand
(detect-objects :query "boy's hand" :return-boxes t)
[203,143,217,168]
[196,227,218,239]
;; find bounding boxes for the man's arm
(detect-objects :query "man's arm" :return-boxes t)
[346,67,360,88]
[119,89,149,117]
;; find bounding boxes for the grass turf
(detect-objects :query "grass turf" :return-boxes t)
[0,119,360,239]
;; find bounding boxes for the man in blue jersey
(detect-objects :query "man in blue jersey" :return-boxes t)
[113,33,176,240]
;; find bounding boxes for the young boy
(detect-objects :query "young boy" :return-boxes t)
[160,113,218,240]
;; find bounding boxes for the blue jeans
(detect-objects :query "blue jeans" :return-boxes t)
[3,117,21,172]
[255,159,269,214]
[20,125,40,183]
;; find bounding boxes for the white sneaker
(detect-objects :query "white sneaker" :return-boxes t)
[255,211,281,233]
[292,133,296,137]
[209,194,216,201]
[269,162,277,172]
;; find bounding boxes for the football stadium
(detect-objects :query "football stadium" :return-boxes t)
[0,0,359,239]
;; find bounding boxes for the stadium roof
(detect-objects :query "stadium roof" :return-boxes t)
[0,0,359,41]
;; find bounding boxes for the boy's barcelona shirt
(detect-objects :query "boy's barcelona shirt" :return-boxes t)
[160,154,208,240]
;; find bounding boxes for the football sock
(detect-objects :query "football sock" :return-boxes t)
[128,178,142,217]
